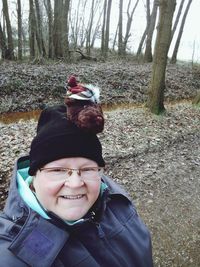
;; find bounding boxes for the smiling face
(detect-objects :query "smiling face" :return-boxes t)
[33,157,101,221]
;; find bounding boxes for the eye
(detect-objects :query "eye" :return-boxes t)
[81,167,97,173]
[47,168,66,174]
[81,167,98,175]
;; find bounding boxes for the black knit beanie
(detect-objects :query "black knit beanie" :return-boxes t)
[28,105,105,176]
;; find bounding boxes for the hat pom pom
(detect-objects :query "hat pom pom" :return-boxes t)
[67,75,77,87]
[65,76,104,134]
[76,105,104,134]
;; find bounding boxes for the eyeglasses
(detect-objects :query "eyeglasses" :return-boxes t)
[39,167,103,182]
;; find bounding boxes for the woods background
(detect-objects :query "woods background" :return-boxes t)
[0,0,199,114]
[1,1,200,266]
[0,0,195,62]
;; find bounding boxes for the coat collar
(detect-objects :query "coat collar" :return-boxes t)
[101,174,132,203]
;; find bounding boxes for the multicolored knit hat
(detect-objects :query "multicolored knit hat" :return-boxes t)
[28,76,105,175]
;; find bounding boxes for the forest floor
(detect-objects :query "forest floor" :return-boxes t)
[0,60,200,266]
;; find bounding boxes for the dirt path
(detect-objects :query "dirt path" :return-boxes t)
[103,103,200,266]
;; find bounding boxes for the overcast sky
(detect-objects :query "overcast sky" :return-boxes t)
[0,0,199,62]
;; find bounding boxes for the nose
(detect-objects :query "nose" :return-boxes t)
[63,170,84,188]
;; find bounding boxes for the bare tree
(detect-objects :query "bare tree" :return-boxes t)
[118,0,123,56]
[70,0,82,48]
[136,27,147,57]
[147,0,176,114]
[29,0,36,59]
[91,7,104,48]
[22,27,27,58]
[29,0,45,59]
[123,0,139,54]
[171,0,186,42]
[86,0,95,55]
[0,22,8,59]
[170,0,193,64]
[146,0,151,22]
[71,0,89,48]
[44,0,53,58]
[2,0,15,59]
[52,0,71,59]
[53,0,63,58]
[35,0,46,57]
[118,0,140,55]
[136,0,151,57]
[112,24,118,50]
[62,0,70,60]
[84,0,102,54]
[17,0,23,60]
[144,0,159,62]
[103,0,112,58]
[101,0,107,54]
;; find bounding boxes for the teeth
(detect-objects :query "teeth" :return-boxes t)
[61,195,84,199]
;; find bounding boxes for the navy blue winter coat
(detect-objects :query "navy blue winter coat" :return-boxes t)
[0,156,153,267]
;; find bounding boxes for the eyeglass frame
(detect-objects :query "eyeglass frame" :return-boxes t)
[39,166,103,182]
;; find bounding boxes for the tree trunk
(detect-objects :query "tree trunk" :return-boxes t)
[104,0,112,58]
[171,0,185,42]
[136,0,150,57]
[22,27,26,57]
[0,22,8,59]
[29,0,35,59]
[101,0,107,55]
[62,0,70,60]
[146,0,151,23]
[44,0,54,58]
[17,0,23,60]
[2,0,15,60]
[86,0,95,55]
[35,0,46,57]
[118,0,123,56]
[170,0,193,64]
[123,0,139,54]
[136,26,147,57]
[147,0,176,114]
[91,8,103,48]
[53,0,63,58]
[69,0,81,48]
[79,0,89,48]
[144,0,159,62]
[112,24,118,50]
